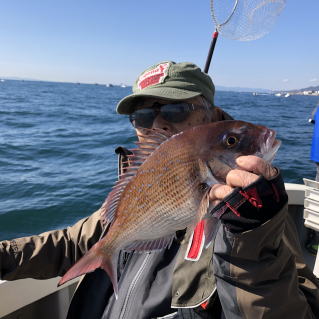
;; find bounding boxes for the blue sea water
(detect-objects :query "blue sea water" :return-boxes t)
[0,80,318,240]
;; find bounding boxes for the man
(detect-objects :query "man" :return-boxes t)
[1,61,319,318]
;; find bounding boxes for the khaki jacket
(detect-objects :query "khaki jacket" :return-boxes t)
[1,204,319,318]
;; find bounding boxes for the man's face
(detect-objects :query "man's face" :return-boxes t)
[131,96,219,141]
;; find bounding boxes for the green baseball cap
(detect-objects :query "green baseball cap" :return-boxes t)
[116,61,215,114]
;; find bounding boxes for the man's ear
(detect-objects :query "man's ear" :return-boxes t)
[211,106,234,122]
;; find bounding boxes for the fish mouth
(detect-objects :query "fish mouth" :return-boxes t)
[259,129,281,163]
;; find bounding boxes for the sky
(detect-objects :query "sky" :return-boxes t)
[0,0,318,90]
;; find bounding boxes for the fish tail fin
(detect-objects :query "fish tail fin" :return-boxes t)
[58,242,119,299]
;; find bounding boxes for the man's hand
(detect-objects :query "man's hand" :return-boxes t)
[209,155,278,205]
[208,155,286,233]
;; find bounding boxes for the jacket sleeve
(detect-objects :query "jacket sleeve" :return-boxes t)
[213,176,319,318]
[0,209,103,281]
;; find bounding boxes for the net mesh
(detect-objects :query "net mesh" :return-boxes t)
[211,0,286,41]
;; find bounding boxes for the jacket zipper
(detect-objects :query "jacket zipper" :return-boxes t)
[119,252,152,319]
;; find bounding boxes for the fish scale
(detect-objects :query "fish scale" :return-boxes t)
[123,147,200,230]
[58,120,281,299]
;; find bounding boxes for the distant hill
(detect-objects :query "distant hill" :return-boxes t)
[288,85,319,93]
[215,85,272,93]
[0,76,39,81]
[2,76,318,94]
[0,77,272,93]
[272,85,319,95]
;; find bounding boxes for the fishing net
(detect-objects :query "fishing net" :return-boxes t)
[211,0,286,41]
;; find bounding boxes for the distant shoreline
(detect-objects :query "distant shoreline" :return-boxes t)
[1,77,319,96]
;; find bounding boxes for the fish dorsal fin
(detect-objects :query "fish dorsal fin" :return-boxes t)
[100,128,172,225]
[123,234,175,252]
[136,128,173,143]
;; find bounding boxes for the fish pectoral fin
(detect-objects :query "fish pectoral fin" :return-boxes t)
[184,189,220,261]
[58,241,119,299]
[203,217,221,249]
[197,189,211,220]
[123,235,175,252]
[198,190,221,248]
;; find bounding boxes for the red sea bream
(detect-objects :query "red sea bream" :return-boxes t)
[58,120,281,298]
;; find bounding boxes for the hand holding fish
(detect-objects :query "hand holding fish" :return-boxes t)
[209,154,287,234]
[209,155,278,204]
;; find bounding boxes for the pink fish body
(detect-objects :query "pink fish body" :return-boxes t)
[59,120,280,297]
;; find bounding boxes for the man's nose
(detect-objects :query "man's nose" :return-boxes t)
[152,114,174,131]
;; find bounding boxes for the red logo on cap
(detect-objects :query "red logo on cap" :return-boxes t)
[137,62,170,90]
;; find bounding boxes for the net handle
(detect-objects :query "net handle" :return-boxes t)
[204,30,219,73]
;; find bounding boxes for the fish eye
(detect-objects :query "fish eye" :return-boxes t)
[225,135,239,147]
[199,183,209,191]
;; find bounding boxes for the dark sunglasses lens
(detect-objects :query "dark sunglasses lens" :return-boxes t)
[161,104,190,123]
[130,109,156,128]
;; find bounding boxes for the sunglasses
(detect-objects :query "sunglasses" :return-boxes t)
[129,102,209,128]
